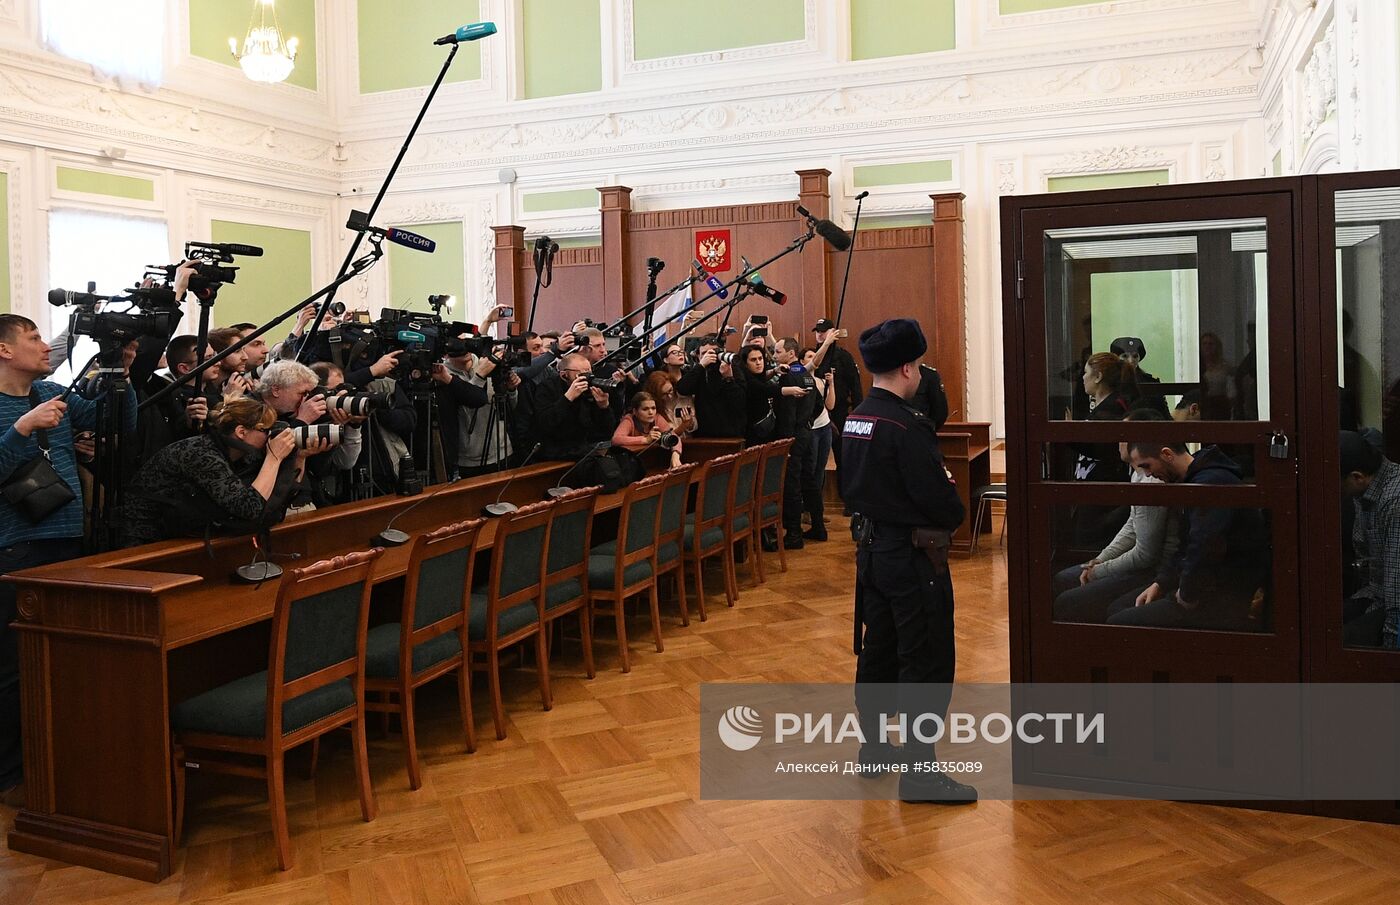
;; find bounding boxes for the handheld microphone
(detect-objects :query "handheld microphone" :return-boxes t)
[545,441,611,500]
[434,21,498,45]
[693,259,728,300]
[795,205,853,252]
[739,257,788,306]
[375,226,436,253]
[483,442,543,517]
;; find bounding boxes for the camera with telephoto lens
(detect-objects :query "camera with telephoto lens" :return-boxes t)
[586,374,620,391]
[718,351,744,367]
[272,421,344,450]
[50,282,183,352]
[310,386,390,417]
[657,430,679,451]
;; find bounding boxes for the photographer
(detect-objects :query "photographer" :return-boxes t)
[0,314,136,800]
[739,343,793,446]
[256,360,366,499]
[436,340,518,478]
[117,398,313,548]
[613,391,683,471]
[685,336,746,438]
[208,326,252,378]
[774,337,823,547]
[527,352,617,461]
[229,322,270,377]
[134,334,217,468]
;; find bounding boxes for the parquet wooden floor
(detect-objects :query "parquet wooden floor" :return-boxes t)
[5,520,1398,904]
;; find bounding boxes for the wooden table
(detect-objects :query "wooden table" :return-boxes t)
[4,439,741,881]
[939,422,993,554]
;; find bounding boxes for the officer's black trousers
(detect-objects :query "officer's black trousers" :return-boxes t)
[854,539,956,748]
[782,433,822,535]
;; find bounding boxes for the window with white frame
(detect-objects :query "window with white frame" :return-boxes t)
[40,0,166,86]
[47,208,171,385]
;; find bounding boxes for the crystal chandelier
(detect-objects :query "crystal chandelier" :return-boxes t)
[228,0,298,84]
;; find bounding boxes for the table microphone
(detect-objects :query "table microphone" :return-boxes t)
[545,441,612,500]
[483,443,543,517]
[233,533,291,584]
[373,471,471,546]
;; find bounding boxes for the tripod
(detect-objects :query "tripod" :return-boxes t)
[81,343,134,552]
[459,367,514,476]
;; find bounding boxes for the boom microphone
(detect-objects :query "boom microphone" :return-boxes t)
[380,226,437,254]
[693,259,728,300]
[434,22,498,45]
[739,257,787,306]
[48,288,106,307]
[855,190,871,201]
[483,443,543,517]
[188,241,264,258]
[795,205,853,252]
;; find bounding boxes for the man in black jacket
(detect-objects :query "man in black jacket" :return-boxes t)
[1107,442,1269,630]
[526,352,617,461]
[681,336,747,438]
[812,319,863,505]
[775,338,823,548]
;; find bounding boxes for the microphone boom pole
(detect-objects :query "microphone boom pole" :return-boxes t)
[834,191,868,329]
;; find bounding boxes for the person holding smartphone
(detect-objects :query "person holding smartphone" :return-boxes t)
[812,318,863,512]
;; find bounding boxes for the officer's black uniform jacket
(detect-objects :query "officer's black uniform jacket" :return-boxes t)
[839,387,964,531]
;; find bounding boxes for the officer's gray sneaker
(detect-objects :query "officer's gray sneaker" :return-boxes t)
[898,771,978,804]
[856,741,901,777]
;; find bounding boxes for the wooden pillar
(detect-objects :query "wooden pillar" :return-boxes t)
[492,225,526,332]
[796,169,834,330]
[931,192,967,422]
[599,186,633,324]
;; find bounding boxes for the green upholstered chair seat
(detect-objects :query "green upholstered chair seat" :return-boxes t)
[761,501,779,520]
[171,672,354,739]
[364,623,461,679]
[684,523,726,550]
[545,577,585,609]
[732,513,750,532]
[468,591,540,639]
[592,539,680,564]
[587,555,653,589]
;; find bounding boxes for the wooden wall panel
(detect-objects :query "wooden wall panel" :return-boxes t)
[514,245,604,333]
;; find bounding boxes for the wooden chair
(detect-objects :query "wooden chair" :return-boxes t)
[752,439,794,582]
[470,499,555,741]
[597,464,699,623]
[363,518,485,790]
[683,452,741,610]
[171,549,384,871]
[587,472,668,673]
[541,486,601,678]
[729,446,762,587]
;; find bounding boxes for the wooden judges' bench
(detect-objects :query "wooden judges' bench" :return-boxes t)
[4,440,740,881]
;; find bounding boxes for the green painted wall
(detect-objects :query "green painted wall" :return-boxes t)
[1000,0,1108,13]
[388,221,465,311]
[1047,169,1170,192]
[521,0,600,99]
[852,160,953,188]
[851,0,955,60]
[0,173,8,315]
[553,236,600,249]
[857,215,932,230]
[210,220,313,329]
[1272,151,1283,176]
[56,166,155,202]
[1090,271,1180,382]
[357,1,482,94]
[633,0,804,60]
[190,0,317,91]
[522,189,597,213]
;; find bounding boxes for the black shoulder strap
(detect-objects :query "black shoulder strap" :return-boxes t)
[28,388,51,457]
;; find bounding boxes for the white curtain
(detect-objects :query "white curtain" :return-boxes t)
[47,208,171,386]
[40,0,166,86]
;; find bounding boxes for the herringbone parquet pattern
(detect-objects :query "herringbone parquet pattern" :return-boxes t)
[4,521,1398,904]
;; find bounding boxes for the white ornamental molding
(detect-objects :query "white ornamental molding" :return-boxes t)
[619,0,819,75]
[1043,145,1178,176]
[630,174,798,198]
[3,159,26,315]
[0,0,15,20]
[1346,2,1362,151]
[373,201,468,226]
[995,160,1018,195]
[520,222,599,239]
[478,201,496,302]
[1300,21,1337,148]
[1203,145,1228,180]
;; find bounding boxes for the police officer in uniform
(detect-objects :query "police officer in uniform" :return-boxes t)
[841,318,974,804]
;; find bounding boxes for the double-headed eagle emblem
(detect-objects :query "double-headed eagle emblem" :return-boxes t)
[698,235,727,271]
